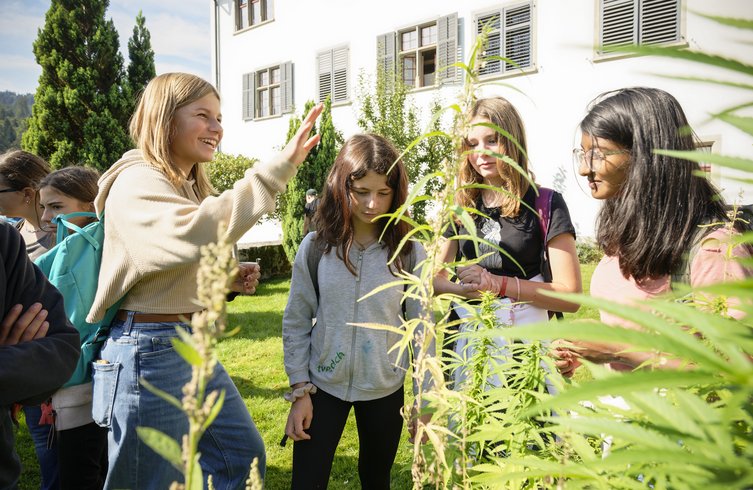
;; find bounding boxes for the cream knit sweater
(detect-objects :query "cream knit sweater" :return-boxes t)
[87,149,296,323]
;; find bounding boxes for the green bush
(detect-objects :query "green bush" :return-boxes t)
[576,238,604,264]
[238,244,291,279]
[205,152,257,193]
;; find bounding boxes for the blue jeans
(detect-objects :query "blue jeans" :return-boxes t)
[22,405,60,490]
[91,313,265,490]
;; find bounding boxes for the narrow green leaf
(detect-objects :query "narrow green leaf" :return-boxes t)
[694,11,753,30]
[200,389,226,433]
[136,426,183,470]
[188,453,202,490]
[610,44,753,77]
[715,113,753,137]
[523,370,720,416]
[654,149,753,173]
[139,378,184,411]
[171,337,203,366]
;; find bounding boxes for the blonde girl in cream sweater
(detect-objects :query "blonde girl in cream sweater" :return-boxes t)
[88,73,322,490]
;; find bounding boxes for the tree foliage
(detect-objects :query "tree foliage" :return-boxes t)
[22,0,132,171]
[389,14,753,489]
[356,69,452,223]
[0,92,33,152]
[126,10,156,115]
[204,152,257,194]
[280,97,343,264]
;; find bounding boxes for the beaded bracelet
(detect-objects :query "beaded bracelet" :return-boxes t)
[283,383,317,402]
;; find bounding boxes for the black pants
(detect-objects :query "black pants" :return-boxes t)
[57,422,108,490]
[291,387,404,489]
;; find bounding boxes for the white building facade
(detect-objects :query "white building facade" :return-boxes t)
[211,0,753,238]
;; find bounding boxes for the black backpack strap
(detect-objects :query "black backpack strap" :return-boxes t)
[307,233,325,302]
[534,187,563,320]
[400,243,418,319]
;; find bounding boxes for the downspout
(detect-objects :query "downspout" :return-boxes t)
[213,0,221,91]
[213,0,222,153]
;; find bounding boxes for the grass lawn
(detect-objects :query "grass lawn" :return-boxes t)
[15,263,598,490]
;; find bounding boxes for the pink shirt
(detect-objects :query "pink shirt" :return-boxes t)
[590,228,750,369]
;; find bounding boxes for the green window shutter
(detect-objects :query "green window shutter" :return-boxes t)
[281,61,294,114]
[437,13,459,84]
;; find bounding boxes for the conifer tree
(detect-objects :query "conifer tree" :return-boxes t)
[22,0,131,170]
[126,10,156,109]
[280,97,343,263]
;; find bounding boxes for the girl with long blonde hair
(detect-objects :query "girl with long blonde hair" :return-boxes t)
[87,72,322,489]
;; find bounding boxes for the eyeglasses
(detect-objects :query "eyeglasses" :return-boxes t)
[573,148,629,172]
[0,188,18,194]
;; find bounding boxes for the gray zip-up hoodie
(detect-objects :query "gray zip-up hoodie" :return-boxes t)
[283,233,431,402]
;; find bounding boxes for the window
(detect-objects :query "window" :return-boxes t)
[235,0,273,31]
[242,62,293,120]
[695,139,720,184]
[399,22,437,87]
[317,46,349,104]
[599,0,681,55]
[476,2,534,78]
[377,13,460,88]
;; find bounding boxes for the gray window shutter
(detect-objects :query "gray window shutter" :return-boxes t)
[376,32,397,79]
[281,61,294,114]
[437,13,459,84]
[600,0,637,53]
[477,12,501,76]
[242,72,255,120]
[333,46,349,102]
[317,51,332,103]
[640,0,680,45]
[504,3,532,71]
[266,0,274,21]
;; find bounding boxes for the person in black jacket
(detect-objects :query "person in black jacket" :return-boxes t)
[0,221,80,490]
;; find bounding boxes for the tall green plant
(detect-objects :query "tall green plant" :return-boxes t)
[361,13,753,488]
[466,12,753,489]
[279,97,342,263]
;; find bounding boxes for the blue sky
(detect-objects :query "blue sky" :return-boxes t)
[0,0,212,95]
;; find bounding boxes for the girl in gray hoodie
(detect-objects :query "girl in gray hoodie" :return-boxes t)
[283,133,429,489]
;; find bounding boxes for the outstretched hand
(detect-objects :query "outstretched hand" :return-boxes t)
[0,303,49,346]
[282,104,324,167]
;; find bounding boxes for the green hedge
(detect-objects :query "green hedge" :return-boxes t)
[238,244,291,279]
[576,239,603,264]
[205,152,257,193]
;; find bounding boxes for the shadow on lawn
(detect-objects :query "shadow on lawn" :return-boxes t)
[230,374,285,400]
[225,276,291,341]
[264,456,413,490]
